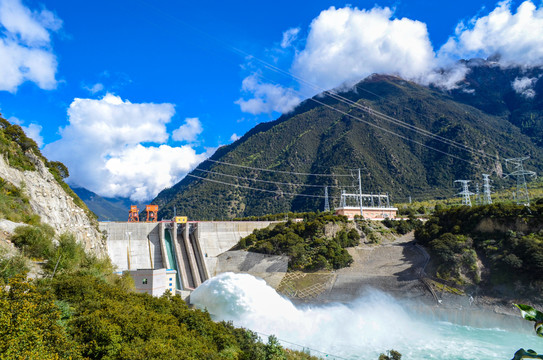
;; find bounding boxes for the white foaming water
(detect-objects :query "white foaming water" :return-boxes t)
[190,273,542,360]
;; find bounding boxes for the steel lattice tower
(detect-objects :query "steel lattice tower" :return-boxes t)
[324,186,330,212]
[455,180,474,207]
[482,174,493,205]
[505,157,537,206]
[475,183,480,206]
[340,190,347,208]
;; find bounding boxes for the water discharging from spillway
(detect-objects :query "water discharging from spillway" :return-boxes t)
[163,228,181,289]
[190,273,543,360]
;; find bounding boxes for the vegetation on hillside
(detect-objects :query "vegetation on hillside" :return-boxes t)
[236,213,360,271]
[154,71,543,220]
[0,177,40,224]
[0,225,319,360]
[415,202,543,288]
[0,116,97,222]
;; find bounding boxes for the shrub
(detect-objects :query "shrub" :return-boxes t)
[11,224,55,259]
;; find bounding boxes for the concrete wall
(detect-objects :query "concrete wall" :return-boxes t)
[100,222,163,271]
[103,221,281,287]
[196,221,274,276]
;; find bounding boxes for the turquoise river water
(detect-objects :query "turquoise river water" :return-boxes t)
[190,273,543,360]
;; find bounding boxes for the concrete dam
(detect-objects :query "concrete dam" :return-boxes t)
[100,221,288,292]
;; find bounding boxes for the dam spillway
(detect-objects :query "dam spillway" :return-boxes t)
[100,221,279,292]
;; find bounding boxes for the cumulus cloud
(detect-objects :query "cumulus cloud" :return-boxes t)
[172,117,203,142]
[281,27,300,48]
[235,74,301,114]
[0,0,60,92]
[229,133,240,142]
[291,6,436,91]
[43,94,206,201]
[439,1,543,67]
[512,76,539,98]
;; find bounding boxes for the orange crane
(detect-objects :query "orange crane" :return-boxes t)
[146,205,158,222]
[128,205,139,222]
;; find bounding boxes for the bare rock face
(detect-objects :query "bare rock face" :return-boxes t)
[0,153,106,257]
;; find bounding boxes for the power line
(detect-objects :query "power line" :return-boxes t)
[194,168,356,188]
[206,159,354,177]
[138,0,500,168]
[187,174,341,199]
[255,331,350,360]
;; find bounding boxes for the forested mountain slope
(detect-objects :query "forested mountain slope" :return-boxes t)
[154,66,543,220]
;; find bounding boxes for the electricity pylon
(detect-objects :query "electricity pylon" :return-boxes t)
[324,186,330,212]
[482,174,493,205]
[455,180,474,207]
[505,157,537,206]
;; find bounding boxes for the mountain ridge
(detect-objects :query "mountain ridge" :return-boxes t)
[152,64,543,220]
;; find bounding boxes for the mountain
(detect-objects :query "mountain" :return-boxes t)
[153,64,543,220]
[0,117,106,255]
[71,187,137,221]
[448,59,543,146]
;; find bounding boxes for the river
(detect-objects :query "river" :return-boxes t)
[190,272,542,360]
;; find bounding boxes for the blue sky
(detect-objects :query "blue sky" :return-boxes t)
[0,0,541,201]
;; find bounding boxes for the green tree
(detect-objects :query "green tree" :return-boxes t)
[0,276,82,359]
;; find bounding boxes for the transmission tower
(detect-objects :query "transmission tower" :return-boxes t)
[340,190,347,208]
[455,180,474,207]
[505,157,537,206]
[324,186,330,212]
[474,183,480,206]
[482,174,493,205]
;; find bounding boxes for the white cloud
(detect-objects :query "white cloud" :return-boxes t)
[230,133,240,142]
[43,94,206,201]
[0,0,60,92]
[439,1,543,67]
[172,117,203,142]
[512,76,539,98]
[83,82,104,94]
[281,27,300,48]
[235,74,301,114]
[21,123,43,147]
[291,6,436,91]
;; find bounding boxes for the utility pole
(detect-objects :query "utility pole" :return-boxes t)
[358,169,363,218]
[455,180,474,207]
[505,157,537,206]
[324,186,330,212]
[482,174,493,205]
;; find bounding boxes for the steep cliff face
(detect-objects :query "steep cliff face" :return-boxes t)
[0,152,106,256]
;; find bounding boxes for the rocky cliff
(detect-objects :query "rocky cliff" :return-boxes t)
[0,152,106,256]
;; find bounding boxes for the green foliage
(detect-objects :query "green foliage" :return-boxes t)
[0,116,98,224]
[45,232,88,274]
[379,349,402,360]
[0,177,39,224]
[11,224,55,259]
[0,250,28,285]
[415,203,543,285]
[512,304,543,359]
[515,304,543,337]
[0,276,83,359]
[382,218,421,235]
[39,272,312,360]
[237,213,356,271]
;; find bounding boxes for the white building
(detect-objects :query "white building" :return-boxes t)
[126,268,177,297]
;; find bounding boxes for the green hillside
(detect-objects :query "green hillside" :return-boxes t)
[154,69,543,220]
